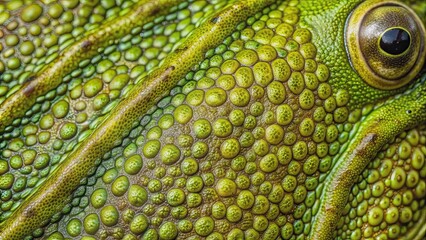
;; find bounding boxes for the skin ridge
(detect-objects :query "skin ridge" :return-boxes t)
[0,0,180,134]
[403,207,426,240]
[311,76,426,239]
[0,0,276,238]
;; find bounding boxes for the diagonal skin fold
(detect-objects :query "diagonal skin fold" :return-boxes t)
[0,0,275,239]
[311,77,426,239]
[0,0,181,133]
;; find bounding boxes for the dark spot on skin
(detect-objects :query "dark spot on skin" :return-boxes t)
[211,17,219,23]
[175,46,188,53]
[22,81,36,97]
[325,205,338,214]
[81,40,92,49]
[26,75,36,83]
[355,132,378,157]
[150,7,160,16]
[23,207,36,218]
[366,132,378,144]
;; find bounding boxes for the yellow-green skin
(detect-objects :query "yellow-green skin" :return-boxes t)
[0,0,424,239]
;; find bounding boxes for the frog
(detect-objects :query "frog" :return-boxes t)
[0,0,425,239]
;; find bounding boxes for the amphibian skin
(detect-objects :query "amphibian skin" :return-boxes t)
[0,0,425,239]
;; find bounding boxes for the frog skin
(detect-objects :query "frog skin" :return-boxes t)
[0,0,425,239]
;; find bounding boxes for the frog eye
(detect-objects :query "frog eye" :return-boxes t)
[379,27,411,55]
[346,1,426,89]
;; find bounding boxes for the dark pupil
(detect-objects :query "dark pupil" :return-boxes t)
[379,28,411,55]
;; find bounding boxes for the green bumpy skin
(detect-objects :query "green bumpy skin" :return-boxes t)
[0,0,425,239]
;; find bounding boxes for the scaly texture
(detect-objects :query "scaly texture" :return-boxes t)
[0,1,425,240]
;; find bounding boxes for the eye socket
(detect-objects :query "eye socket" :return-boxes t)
[346,1,425,90]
